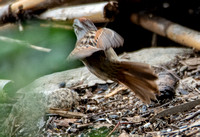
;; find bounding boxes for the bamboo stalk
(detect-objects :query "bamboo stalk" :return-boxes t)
[131,13,200,50]
[0,0,111,24]
[39,1,119,23]
[11,0,45,13]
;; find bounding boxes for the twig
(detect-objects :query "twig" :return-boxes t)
[169,119,200,135]
[104,86,127,98]
[153,65,181,80]
[182,110,200,121]
[107,121,120,137]
[195,88,200,94]
[9,117,16,137]
[40,23,73,30]
[151,33,157,47]
[11,122,25,136]
[150,99,200,123]
[102,99,120,106]
[185,129,200,136]
[77,123,93,129]
[87,105,131,118]
[131,13,200,50]
[0,36,51,52]
[48,108,87,118]
[107,121,135,137]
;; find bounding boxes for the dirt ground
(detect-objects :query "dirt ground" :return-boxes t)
[42,51,200,137]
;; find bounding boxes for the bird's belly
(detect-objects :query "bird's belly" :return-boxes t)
[82,58,111,81]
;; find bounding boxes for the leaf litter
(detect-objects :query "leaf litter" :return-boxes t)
[36,53,200,136]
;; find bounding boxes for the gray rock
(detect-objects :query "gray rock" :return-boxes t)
[48,88,79,109]
[120,47,192,65]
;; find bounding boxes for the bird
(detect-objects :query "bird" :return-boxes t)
[67,18,160,104]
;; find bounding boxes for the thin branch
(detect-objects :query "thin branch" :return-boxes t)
[0,36,51,52]
[150,99,200,123]
[131,13,200,50]
[40,23,73,30]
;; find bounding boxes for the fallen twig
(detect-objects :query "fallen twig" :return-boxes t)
[182,110,200,121]
[40,23,73,30]
[185,129,200,136]
[49,108,87,118]
[169,119,200,135]
[107,121,120,137]
[0,36,51,52]
[104,86,127,98]
[107,121,134,137]
[150,99,200,123]
[131,13,200,50]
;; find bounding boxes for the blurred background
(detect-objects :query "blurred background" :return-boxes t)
[0,20,81,98]
[1,0,200,99]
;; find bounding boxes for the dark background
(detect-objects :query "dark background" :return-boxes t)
[105,0,200,53]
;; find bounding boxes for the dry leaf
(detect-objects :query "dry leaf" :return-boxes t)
[55,118,77,127]
[125,116,147,123]
[118,132,130,137]
[183,57,200,66]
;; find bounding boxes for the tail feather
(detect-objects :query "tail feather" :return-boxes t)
[116,61,159,104]
[120,61,158,80]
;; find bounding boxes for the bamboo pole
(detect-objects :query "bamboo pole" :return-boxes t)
[39,1,119,23]
[0,0,111,25]
[131,13,200,50]
[11,0,45,13]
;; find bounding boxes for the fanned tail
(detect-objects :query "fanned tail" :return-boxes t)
[116,61,159,104]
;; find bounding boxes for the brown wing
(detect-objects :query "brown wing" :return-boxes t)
[96,28,124,50]
[67,28,124,60]
[67,30,101,60]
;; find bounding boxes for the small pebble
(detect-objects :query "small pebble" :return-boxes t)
[180,66,188,72]
[143,122,151,128]
[59,82,66,88]
[108,115,119,119]
[160,129,167,133]
[178,89,189,95]
[68,128,78,133]
[130,129,136,134]
[167,128,172,132]
[97,84,109,91]
[95,118,106,122]
[126,124,131,128]
[140,105,148,113]
[97,90,104,94]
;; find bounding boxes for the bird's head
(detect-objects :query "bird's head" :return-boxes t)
[73,18,97,40]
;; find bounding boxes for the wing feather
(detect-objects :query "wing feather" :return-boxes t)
[97,28,124,50]
[67,28,124,60]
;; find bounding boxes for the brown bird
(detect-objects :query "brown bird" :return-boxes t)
[68,18,159,104]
